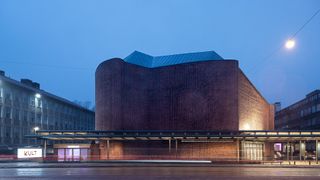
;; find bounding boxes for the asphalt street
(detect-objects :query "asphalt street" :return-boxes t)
[1,166,320,179]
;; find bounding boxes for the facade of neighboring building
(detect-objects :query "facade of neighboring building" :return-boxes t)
[275,90,320,130]
[274,102,282,113]
[94,51,274,160]
[0,71,95,151]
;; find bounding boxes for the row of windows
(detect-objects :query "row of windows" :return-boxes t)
[0,105,93,124]
[287,93,320,111]
[0,84,94,146]
[301,117,320,128]
[0,88,92,116]
[300,104,320,117]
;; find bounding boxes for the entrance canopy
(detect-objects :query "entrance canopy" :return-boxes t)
[26,130,320,142]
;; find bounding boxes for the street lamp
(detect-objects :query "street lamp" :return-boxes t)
[35,93,41,98]
[33,126,40,133]
[285,39,295,49]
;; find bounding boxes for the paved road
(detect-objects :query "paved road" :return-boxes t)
[1,166,320,179]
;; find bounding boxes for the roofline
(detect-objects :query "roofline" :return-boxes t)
[0,75,94,113]
[124,50,224,68]
[152,50,223,59]
[97,58,238,73]
[278,90,320,113]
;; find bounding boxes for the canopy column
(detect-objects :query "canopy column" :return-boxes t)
[316,140,318,164]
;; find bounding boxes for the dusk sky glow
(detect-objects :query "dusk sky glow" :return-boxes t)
[0,0,320,108]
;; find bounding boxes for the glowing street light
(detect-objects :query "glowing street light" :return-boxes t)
[285,39,295,49]
[33,126,40,133]
[35,93,41,98]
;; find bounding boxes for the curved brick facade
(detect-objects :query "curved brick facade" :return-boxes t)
[96,58,273,131]
[95,55,274,160]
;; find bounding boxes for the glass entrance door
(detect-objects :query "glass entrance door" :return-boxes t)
[73,149,80,161]
[57,148,89,161]
[241,141,264,160]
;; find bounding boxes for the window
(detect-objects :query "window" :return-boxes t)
[23,111,28,121]
[5,107,11,118]
[36,99,41,108]
[31,99,35,107]
[300,110,304,117]
[30,112,35,122]
[4,93,11,104]
[312,118,317,125]
[36,113,41,123]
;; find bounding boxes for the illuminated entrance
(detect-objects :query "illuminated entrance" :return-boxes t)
[241,141,264,160]
[54,144,90,162]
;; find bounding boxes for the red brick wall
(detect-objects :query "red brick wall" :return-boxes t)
[95,58,274,160]
[99,140,238,160]
[238,70,274,130]
[96,59,239,131]
[95,59,124,130]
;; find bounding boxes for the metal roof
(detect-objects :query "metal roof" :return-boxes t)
[27,130,320,142]
[124,51,224,68]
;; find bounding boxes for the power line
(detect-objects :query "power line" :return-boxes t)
[290,8,320,39]
[248,8,320,74]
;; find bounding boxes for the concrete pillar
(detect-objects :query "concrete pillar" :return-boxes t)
[236,139,240,162]
[316,140,318,164]
[300,141,306,161]
[106,140,110,159]
[43,139,47,159]
[168,139,171,153]
[175,139,178,158]
[262,142,265,161]
[299,140,302,161]
[287,142,290,161]
[290,142,294,160]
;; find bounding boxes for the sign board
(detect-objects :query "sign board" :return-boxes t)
[17,148,43,158]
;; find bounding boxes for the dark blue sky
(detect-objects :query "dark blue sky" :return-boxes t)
[0,0,319,108]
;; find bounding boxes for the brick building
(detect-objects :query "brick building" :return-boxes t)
[95,51,274,160]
